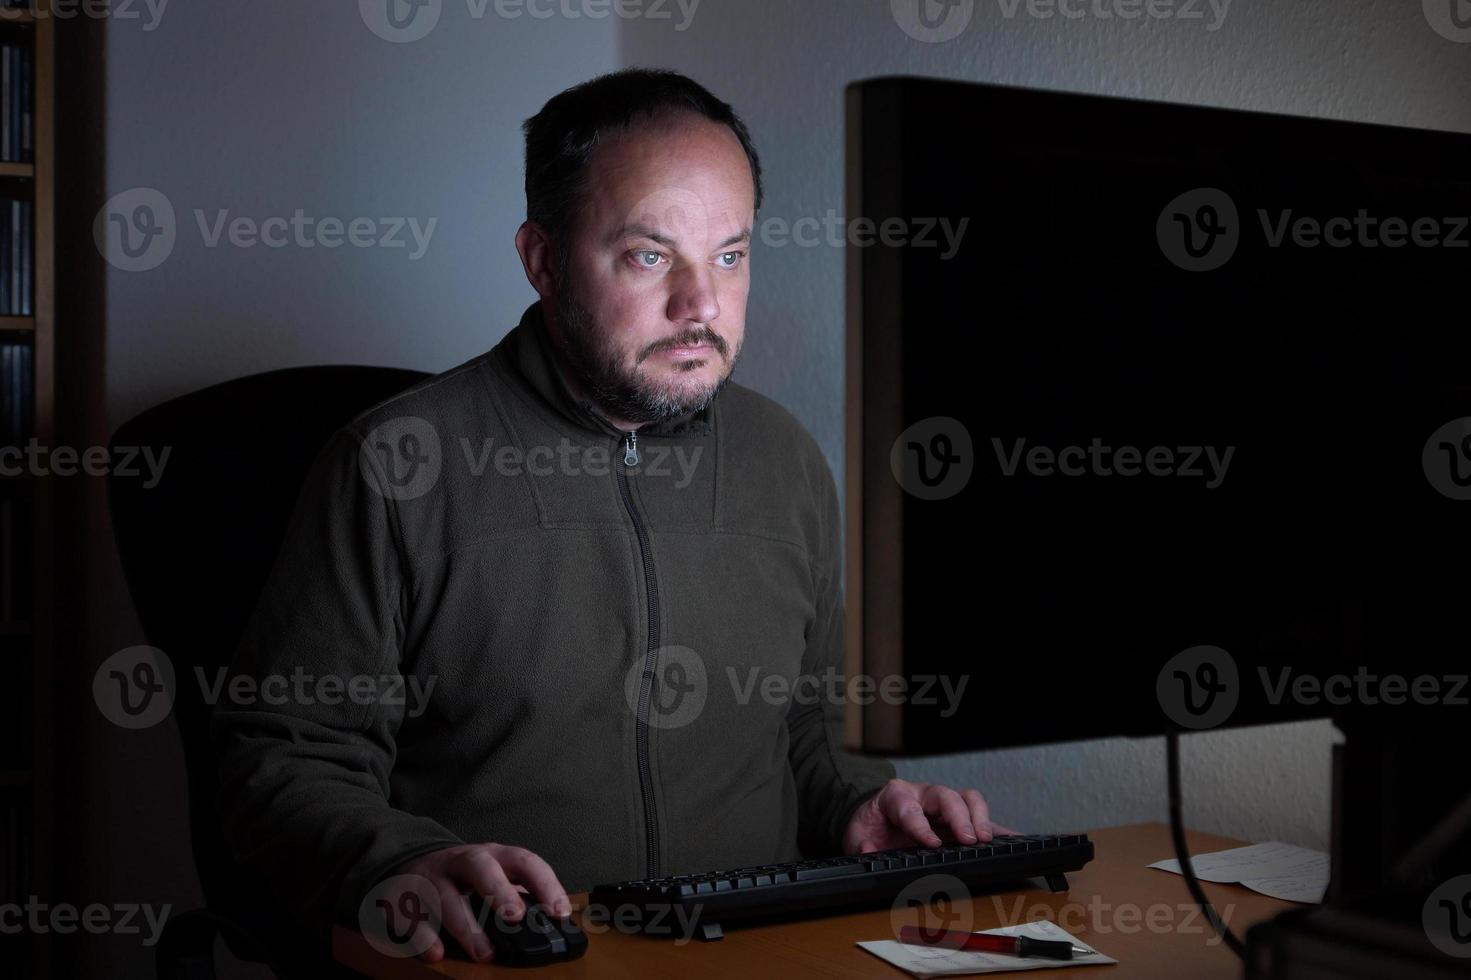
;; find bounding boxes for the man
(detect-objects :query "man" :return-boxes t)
[213,68,1006,965]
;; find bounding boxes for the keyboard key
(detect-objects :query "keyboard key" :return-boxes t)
[794,864,867,882]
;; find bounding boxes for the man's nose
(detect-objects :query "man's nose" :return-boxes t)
[666,261,721,326]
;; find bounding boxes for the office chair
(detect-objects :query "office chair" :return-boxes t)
[108,365,430,980]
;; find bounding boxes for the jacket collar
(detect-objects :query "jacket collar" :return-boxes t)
[501,301,715,439]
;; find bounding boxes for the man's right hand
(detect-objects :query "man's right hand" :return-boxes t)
[389,842,571,963]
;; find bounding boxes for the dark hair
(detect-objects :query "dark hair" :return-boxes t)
[522,68,764,259]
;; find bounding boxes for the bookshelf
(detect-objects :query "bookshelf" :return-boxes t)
[0,2,49,978]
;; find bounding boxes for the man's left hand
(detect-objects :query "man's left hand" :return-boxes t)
[841,778,1016,853]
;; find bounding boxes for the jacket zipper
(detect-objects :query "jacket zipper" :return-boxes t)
[617,430,661,878]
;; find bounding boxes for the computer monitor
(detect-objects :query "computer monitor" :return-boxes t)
[841,78,1471,914]
[843,75,1470,759]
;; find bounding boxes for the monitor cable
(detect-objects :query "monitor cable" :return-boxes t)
[1166,730,1245,959]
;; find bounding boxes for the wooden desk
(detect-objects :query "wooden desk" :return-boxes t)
[335,823,1303,979]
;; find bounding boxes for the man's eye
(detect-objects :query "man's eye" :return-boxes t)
[717,251,746,269]
[633,250,664,268]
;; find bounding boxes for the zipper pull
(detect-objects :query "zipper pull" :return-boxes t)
[623,431,639,467]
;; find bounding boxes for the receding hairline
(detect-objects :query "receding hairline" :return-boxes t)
[585,106,757,180]
[559,110,759,249]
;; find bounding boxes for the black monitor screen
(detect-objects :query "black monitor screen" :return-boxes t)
[845,76,1470,754]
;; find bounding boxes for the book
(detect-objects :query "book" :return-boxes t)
[20,44,28,161]
[19,197,27,314]
[2,44,10,163]
[9,199,17,314]
[0,343,11,444]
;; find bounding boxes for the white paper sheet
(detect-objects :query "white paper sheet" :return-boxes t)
[1148,841,1328,904]
[858,920,1118,978]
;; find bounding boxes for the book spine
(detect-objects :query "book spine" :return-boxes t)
[1,199,9,317]
[1,43,9,161]
[10,41,18,162]
[19,198,27,316]
[9,199,17,316]
[20,44,29,162]
[1,44,10,163]
[1,342,11,445]
[18,340,28,441]
[6,42,13,163]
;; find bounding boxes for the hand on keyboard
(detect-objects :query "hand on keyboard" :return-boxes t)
[842,778,1017,854]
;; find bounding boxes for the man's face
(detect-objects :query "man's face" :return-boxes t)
[547,111,754,427]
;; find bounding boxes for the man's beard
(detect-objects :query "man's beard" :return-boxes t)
[550,262,739,426]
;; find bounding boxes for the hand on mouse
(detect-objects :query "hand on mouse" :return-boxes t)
[389,842,571,963]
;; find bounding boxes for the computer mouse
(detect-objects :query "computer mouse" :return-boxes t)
[472,897,589,967]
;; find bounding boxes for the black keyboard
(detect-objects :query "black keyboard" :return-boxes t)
[586,833,1094,941]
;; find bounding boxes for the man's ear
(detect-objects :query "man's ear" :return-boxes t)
[515,220,559,298]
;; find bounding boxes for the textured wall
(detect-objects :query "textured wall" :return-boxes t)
[104,1,624,430]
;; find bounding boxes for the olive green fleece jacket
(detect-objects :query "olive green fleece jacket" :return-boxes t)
[211,301,896,929]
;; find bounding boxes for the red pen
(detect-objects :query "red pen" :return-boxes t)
[898,925,1092,960]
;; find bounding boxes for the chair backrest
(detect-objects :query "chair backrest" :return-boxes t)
[107,365,430,931]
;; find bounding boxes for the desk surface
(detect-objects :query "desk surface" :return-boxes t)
[335,822,1300,979]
